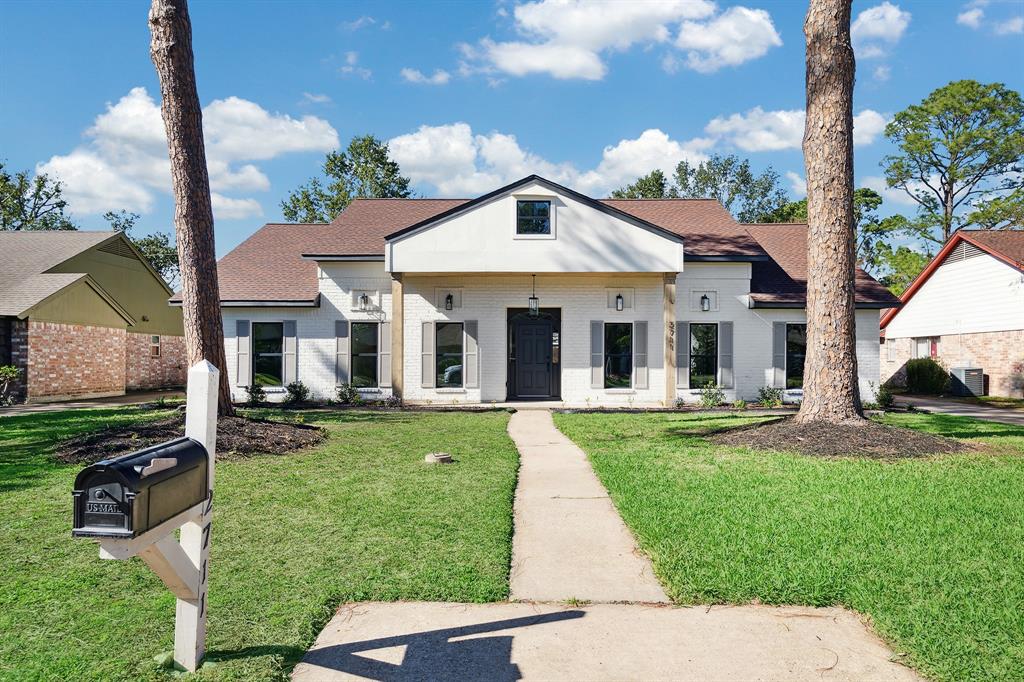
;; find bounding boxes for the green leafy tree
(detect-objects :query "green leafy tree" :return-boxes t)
[876,244,932,295]
[610,169,675,199]
[281,135,413,222]
[882,80,1024,244]
[0,162,78,231]
[966,188,1024,229]
[104,210,180,287]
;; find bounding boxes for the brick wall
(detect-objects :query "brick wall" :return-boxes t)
[25,321,126,401]
[125,332,187,390]
[3,318,28,402]
[882,330,1024,398]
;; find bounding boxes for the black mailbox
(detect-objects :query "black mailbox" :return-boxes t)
[72,437,209,539]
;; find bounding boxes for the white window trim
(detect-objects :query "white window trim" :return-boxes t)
[603,320,634,390]
[251,320,286,388]
[150,335,161,358]
[435,321,466,390]
[512,194,557,240]
[350,320,381,389]
[687,321,720,388]
[784,322,807,390]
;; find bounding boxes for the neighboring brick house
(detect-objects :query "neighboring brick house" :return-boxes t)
[0,231,186,403]
[880,230,1024,398]
[182,175,898,406]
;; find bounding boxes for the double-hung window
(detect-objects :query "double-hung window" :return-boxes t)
[785,324,807,388]
[436,322,464,388]
[351,322,379,388]
[689,323,718,388]
[516,200,551,235]
[252,322,284,386]
[150,335,161,358]
[604,322,633,388]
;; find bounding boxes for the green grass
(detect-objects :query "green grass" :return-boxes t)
[553,410,1024,682]
[0,407,518,680]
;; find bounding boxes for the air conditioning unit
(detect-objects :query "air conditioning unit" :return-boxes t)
[950,367,984,397]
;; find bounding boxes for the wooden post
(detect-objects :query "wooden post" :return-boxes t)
[175,360,219,671]
[391,274,404,398]
[663,273,677,406]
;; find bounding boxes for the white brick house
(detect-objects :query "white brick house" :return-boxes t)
[205,176,897,406]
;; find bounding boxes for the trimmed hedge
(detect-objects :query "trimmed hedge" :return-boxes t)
[906,358,949,394]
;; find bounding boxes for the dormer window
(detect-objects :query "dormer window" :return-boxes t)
[516,200,551,235]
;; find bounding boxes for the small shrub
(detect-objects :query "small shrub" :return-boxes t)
[876,383,895,409]
[245,383,266,407]
[335,383,360,405]
[698,381,725,409]
[0,364,21,406]
[732,399,747,410]
[757,385,783,408]
[674,397,688,409]
[906,358,949,395]
[284,381,310,405]
[381,394,402,408]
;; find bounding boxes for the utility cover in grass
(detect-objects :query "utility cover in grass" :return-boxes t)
[712,416,972,458]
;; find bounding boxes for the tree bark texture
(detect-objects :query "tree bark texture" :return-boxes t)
[149,0,234,416]
[795,0,863,424]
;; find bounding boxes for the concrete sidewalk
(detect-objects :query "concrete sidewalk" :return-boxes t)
[293,601,918,681]
[507,408,668,603]
[897,395,1024,426]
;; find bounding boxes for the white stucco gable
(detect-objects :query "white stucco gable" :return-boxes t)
[385,176,685,273]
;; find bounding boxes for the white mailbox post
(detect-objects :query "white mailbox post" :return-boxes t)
[76,360,219,672]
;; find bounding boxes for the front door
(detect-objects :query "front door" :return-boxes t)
[508,309,560,400]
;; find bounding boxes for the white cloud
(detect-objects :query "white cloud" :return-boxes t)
[852,2,911,59]
[957,7,984,28]
[339,51,372,79]
[675,7,783,73]
[211,193,263,220]
[400,67,452,85]
[873,64,891,81]
[341,16,376,31]
[388,122,708,197]
[995,16,1023,34]
[301,92,332,104]
[460,0,781,80]
[786,171,806,198]
[862,175,922,207]
[36,87,338,218]
[704,106,889,151]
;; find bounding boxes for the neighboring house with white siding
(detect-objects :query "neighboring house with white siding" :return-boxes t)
[880,229,1024,398]
[187,176,897,406]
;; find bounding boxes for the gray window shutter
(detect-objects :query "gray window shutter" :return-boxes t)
[676,321,689,389]
[772,322,786,388]
[719,321,734,388]
[283,320,297,385]
[590,321,604,389]
[236,320,251,386]
[633,321,648,389]
[421,321,435,388]
[335,320,350,385]
[379,322,392,388]
[464,320,479,388]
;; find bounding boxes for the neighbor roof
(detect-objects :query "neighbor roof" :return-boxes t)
[880,229,1024,328]
[745,223,902,308]
[0,231,135,319]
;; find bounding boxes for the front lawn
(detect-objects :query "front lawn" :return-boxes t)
[554,411,1024,682]
[0,407,518,680]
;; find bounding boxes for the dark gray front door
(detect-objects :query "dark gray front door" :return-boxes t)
[514,319,552,398]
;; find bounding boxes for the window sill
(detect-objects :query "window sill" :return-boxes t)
[357,387,381,393]
[513,233,556,240]
[262,387,286,394]
[605,388,636,394]
[435,388,466,393]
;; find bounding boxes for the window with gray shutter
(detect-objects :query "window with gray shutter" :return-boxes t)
[590,321,603,388]
[719,321,734,388]
[421,321,436,388]
[676,321,689,389]
[379,322,392,388]
[464,320,479,388]
[283,320,297,385]
[772,322,787,388]
[236,320,251,386]
[633,321,648,389]
[335,320,350,385]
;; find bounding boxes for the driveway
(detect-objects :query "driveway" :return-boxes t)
[897,395,1024,427]
[0,389,183,417]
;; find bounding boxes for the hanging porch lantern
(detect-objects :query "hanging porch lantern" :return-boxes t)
[528,275,540,317]
[615,293,624,312]
[700,293,711,312]
[445,293,454,311]
[359,292,371,311]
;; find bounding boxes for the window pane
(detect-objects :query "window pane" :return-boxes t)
[351,355,378,388]
[517,200,551,234]
[351,322,378,354]
[689,323,718,388]
[436,322,463,355]
[436,323,463,388]
[786,324,807,389]
[253,354,283,386]
[604,322,632,389]
[253,322,283,354]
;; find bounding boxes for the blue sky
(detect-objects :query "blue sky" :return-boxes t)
[2,0,1022,257]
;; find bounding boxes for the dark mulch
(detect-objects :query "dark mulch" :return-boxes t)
[54,415,326,465]
[712,416,973,458]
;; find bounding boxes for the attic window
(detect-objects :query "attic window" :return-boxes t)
[516,200,551,235]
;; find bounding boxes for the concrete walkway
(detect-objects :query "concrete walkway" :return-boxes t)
[0,389,184,417]
[507,408,668,603]
[897,395,1024,426]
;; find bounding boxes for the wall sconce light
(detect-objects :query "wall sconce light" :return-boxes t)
[445,293,454,311]
[359,293,370,311]
[700,293,711,312]
[615,293,624,312]
[528,275,540,317]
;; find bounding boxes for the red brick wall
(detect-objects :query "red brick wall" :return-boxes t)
[26,321,126,401]
[3,318,28,402]
[125,332,186,390]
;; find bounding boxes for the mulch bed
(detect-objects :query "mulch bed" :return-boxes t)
[54,414,326,465]
[712,416,973,458]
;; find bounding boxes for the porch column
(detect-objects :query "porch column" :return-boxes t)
[391,274,404,398]
[663,273,677,406]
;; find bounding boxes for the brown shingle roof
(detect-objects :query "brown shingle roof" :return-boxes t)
[744,223,901,307]
[962,229,1024,268]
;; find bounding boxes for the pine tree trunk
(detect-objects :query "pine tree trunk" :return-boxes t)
[794,0,862,425]
[149,0,234,416]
